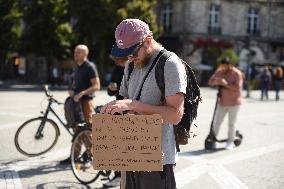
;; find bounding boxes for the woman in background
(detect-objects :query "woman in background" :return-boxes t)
[273,66,283,101]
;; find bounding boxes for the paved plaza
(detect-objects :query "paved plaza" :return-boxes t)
[0,87,283,189]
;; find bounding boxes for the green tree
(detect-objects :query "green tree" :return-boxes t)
[0,0,21,64]
[117,0,160,37]
[20,0,72,59]
[69,0,161,80]
[217,48,240,65]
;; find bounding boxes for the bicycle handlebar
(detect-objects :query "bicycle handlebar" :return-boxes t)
[43,84,63,105]
[51,98,64,105]
[44,85,52,98]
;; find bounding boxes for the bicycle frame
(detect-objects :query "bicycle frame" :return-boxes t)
[36,98,73,137]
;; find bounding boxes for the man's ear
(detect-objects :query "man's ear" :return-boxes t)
[143,37,152,49]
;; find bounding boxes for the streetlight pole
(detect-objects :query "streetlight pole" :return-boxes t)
[246,60,250,97]
[246,52,252,98]
[245,36,251,98]
[246,48,256,98]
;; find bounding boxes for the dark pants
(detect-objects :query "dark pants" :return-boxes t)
[125,164,176,189]
[261,84,269,100]
[275,80,282,100]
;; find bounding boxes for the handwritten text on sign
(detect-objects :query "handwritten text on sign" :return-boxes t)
[92,114,163,171]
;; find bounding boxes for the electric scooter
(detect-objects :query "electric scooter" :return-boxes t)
[204,87,243,150]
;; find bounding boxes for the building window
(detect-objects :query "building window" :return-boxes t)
[160,4,172,32]
[247,7,260,35]
[208,4,221,34]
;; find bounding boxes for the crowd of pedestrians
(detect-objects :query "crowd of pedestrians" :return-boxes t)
[256,65,283,101]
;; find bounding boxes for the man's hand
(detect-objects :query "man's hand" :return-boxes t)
[108,82,118,91]
[101,99,137,114]
[68,90,74,97]
[74,92,84,102]
[212,77,228,86]
[218,78,228,86]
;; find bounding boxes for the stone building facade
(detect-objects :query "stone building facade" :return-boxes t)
[157,0,284,85]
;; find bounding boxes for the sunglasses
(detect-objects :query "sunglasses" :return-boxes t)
[128,40,145,58]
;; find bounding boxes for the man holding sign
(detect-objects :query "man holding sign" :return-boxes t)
[101,19,186,189]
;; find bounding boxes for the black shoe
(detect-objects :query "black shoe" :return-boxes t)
[59,157,71,164]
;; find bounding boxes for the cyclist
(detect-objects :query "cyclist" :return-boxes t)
[70,44,101,125]
[60,44,101,164]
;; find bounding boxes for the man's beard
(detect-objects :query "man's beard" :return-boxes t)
[134,52,152,69]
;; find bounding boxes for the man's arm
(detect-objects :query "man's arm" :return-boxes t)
[208,71,228,87]
[101,92,184,125]
[133,93,185,125]
[222,73,243,92]
[74,77,100,102]
[222,82,241,91]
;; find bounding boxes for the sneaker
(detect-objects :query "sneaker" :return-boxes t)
[103,177,121,188]
[225,142,235,150]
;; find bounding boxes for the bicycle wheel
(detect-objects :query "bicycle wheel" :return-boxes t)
[71,129,100,185]
[14,117,60,157]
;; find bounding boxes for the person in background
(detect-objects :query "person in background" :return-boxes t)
[259,66,272,101]
[103,56,128,188]
[51,67,60,86]
[70,44,101,124]
[107,56,127,100]
[208,57,244,150]
[64,68,74,87]
[101,18,186,189]
[60,44,100,164]
[273,66,283,101]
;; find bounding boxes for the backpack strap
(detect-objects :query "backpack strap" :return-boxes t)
[155,50,172,102]
[127,62,134,81]
[134,49,165,100]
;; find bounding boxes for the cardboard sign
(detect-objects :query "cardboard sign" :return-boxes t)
[92,114,163,171]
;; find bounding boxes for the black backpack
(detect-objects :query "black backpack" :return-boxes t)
[127,50,201,152]
[64,97,85,128]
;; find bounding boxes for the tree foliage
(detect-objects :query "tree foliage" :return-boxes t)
[117,0,160,37]
[69,0,161,75]
[20,0,72,59]
[0,0,21,64]
[1,0,161,81]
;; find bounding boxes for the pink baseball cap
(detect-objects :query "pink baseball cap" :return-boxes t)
[111,19,151,57]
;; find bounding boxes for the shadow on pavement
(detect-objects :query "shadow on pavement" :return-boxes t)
[17,163,115,188]
[28,181,91,189]
[179,148,225,157]
[0,158,26,166]
[0,84,68,92]
[18,163,71,179]
[245,96,284,103]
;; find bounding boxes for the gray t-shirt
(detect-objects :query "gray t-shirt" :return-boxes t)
[119,47,187,165]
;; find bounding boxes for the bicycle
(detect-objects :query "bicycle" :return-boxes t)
[14,85,74,157]
[70,126,114,185]
[14,85,114,184]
